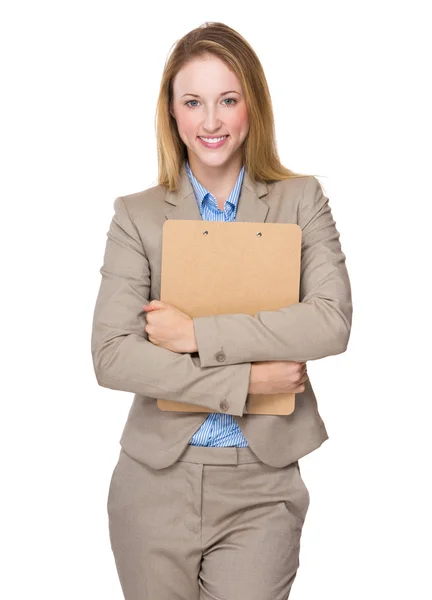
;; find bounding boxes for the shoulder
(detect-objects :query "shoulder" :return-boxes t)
[295,176,331,230]
[112,181,167,221]
[269,175,323,197]
[266,175,329,230]
[268,174,325,213]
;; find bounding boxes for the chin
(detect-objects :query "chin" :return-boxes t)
[198,156,233,169]
[195,147,240,164]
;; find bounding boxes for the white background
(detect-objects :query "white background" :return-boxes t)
[1,1,431,598]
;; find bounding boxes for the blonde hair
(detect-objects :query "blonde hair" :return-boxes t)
[154,22,318,191]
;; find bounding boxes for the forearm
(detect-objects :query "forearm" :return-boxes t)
[193,298,350,367]
[92,330,251,416]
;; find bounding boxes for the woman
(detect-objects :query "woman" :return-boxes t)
[91,21,352,600]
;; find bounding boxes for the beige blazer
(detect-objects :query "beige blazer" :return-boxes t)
[91,161,352,470]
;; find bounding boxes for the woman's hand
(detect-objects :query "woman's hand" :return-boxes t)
[142,300,198,354]
[248,361,308,395]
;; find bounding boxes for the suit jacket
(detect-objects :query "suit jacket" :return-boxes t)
[91,161,352,470]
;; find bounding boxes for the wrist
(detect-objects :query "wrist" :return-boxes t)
[250,362,266,384]
[190,319,198,353]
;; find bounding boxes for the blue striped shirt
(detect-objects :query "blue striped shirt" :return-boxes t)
[185,158,249,448]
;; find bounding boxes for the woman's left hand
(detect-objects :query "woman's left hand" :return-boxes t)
[142,300,198,354]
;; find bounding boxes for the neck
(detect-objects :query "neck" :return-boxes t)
[187,153,243,196]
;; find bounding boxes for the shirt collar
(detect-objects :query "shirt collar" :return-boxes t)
[185,158,245,216]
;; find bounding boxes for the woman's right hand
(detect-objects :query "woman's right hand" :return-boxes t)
[248,361,308,395]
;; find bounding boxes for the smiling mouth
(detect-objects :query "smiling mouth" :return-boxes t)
[198,135,229,143]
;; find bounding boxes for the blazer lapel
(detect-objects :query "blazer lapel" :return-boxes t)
[164,161,271,223]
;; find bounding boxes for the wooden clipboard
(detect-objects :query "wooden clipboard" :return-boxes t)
[156,220,302,415]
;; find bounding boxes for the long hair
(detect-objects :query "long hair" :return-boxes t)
[155,22,318,191]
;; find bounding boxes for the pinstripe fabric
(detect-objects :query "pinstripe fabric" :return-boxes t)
[185,158,249,448]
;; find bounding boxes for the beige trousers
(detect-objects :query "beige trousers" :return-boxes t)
[107,445,310,599]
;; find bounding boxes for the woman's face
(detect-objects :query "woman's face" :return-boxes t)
[170,55,249,170]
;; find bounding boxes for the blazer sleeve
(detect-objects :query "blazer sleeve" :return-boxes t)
[90,196,252,417]
[192,176,353,366]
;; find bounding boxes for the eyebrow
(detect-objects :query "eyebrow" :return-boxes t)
[181,90,241,98]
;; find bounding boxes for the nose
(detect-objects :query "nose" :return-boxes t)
[202,107,222,133]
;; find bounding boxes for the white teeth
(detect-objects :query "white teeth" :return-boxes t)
[199,136,227,143]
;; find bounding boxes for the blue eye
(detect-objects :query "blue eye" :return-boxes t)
[184,98,237,108]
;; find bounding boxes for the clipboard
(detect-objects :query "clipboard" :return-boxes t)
[156,220,302,415]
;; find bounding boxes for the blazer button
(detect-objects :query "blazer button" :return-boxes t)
[219,400,229,412]
[215,351,226,363]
